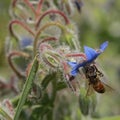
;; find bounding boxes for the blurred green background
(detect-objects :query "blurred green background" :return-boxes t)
[0,0,120,120]
[0,0,10,76]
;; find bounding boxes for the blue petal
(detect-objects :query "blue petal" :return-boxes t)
[76,62,87,68]
[70,62,86,76]
[67,61,77,68]
[71,69,78,76]
[100,41,108,51]
[84,46,98,62]
[20,36,33,49]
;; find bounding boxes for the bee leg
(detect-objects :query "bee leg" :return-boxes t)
[98,71,104,77]
[65,75,77,93]
[96,68,104,77]
[85,83,91,97]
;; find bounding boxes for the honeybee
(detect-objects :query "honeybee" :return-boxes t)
[83,63,113,95]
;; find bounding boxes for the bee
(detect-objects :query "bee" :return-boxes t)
[83,63,113,95]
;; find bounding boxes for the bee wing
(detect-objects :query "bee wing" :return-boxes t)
[94,61,114,91]
[100,77,114,92]
[102,78,120,96]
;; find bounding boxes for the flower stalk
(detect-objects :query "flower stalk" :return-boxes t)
[9,20,35,42]
[7,51,30,78]
[36,9,70,29]
[34,22,67,55]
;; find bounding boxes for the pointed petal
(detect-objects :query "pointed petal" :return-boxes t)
[70,62,86,76]
[67,61,77,68]
[76,62,87,68]
[71,69,78,76]
[84,46,98,61]
[100,41,108,51]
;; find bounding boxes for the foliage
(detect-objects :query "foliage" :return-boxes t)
[0,0,120,120]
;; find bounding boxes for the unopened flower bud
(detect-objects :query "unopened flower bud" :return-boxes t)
[41,50,61,68]
[79,89,90,116]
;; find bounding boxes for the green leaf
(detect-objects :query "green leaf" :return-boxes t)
[0,106,12,120]
[79,89,90,116]
[11,95,20,108]
[41,72,56,90]
[13,56,39,120]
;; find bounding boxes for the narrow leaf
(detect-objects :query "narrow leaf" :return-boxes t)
[13,56,39,120]
[0,106,12,120]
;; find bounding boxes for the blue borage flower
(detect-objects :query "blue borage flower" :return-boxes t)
[68,41,108,76]
[20,36,33,49]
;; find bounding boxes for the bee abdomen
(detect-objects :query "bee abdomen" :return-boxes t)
[97,87,105,93]
[93,83,105,93]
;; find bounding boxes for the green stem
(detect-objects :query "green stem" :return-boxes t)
[46,74,57,120]
[51,74,57,102]
[13,55,39,120]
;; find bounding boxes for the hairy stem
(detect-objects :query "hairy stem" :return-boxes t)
[36,9,70,29]
[39,36,58,44]
[7,51,29,78]
[24,0,37,15]
[9,20,35,42]
[34,22,66,55]
[36,0,44,15]
[66,53,86,60]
